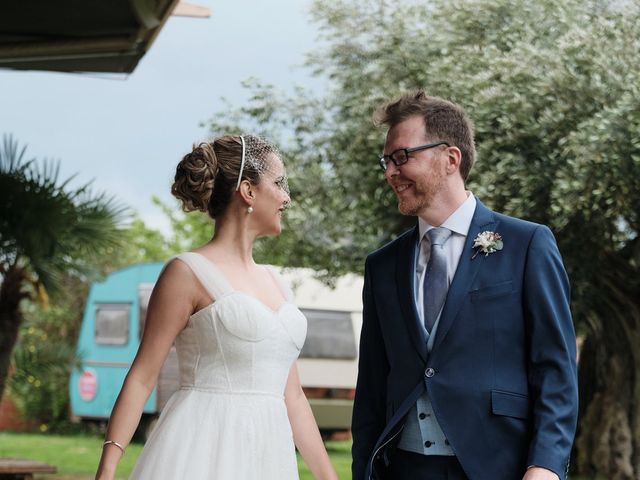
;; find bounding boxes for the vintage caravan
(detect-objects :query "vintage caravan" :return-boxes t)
[69,262,363,437]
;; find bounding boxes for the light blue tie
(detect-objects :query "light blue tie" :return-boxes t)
[423,227,452,333]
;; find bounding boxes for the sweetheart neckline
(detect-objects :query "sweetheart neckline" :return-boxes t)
[189,291,294,320]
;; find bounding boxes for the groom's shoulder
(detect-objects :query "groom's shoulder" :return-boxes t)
[366,227,416,264]
[492,209,550,237]
[488,208,557,248]
[493,210,541,232]
[475,198,536,230]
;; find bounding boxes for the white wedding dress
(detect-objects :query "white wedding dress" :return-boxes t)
[129,252,307,479]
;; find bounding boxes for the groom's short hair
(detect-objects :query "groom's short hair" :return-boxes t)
[374,90,476,181]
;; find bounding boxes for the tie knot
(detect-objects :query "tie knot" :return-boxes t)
[427,227,452,247]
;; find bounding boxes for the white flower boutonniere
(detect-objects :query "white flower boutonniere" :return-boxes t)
[472,231,503,259]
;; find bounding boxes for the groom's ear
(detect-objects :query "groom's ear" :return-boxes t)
[445,146,462,175]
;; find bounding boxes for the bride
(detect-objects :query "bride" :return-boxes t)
[95,135,338,480]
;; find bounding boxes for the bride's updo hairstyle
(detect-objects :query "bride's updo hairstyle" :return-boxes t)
[171,134,277,219]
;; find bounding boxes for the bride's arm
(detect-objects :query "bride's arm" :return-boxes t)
[95,260,195,480]
[284,364,339,480]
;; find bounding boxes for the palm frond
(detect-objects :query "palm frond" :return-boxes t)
[0,134,34,175]
[0,134,131,293]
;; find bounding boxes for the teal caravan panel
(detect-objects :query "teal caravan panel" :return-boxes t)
[70,262,165,419]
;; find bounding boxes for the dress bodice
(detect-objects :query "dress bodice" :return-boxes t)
[173,252,307,396]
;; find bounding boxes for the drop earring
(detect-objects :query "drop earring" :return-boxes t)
[247,206,254,214]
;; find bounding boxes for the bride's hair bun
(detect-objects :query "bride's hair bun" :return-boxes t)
[171,134,279,219]
[171,142,218,213]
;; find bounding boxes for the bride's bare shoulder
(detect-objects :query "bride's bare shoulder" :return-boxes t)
[156,256,197,290]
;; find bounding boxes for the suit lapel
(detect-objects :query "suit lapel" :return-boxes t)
[395,226,427,362]
[432,199,498,352]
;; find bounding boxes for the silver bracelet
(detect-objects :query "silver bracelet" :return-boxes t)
[103,440,126,455]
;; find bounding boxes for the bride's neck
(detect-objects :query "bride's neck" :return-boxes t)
[209,217,257,267]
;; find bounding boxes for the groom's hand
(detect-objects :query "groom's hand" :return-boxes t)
[523,466,560,480]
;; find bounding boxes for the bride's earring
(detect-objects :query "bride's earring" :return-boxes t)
[247,206,254,214]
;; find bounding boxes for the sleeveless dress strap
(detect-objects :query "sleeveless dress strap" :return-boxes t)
[265,266,295,302]
[174,252,234,301]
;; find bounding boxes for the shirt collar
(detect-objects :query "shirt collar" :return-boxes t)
[418,192,477,242]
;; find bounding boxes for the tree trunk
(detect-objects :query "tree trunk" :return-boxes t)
[573,264,640,479]
[0,265,28,399]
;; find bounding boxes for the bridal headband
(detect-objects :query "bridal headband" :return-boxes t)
[235,135,247,191]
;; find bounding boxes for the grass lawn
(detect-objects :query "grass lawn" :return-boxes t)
[0,432,594,479]
[0,432,351,479]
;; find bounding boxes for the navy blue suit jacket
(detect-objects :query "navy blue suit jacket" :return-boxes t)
[351,199,578,480]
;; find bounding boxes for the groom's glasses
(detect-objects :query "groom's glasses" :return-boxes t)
[379,142,449,171]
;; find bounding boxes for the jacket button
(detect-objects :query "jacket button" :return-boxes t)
[425,367,435,378]
[419,412,427,420]
[424,441,433,448]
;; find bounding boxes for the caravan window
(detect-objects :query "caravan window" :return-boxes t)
[300,309,357,360]
[95,304,130,345]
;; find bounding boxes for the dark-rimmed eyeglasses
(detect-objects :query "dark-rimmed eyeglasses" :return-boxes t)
[378,142,450,171]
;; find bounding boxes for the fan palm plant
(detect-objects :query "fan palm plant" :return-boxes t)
[0,134,128,397]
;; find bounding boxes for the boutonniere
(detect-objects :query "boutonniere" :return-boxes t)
[472,231,503,259]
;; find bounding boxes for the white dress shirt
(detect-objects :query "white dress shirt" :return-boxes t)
[414,192,477,330]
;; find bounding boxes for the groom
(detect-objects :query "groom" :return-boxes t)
[351,91,578,480]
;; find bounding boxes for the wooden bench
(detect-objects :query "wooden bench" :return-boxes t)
[0,458,56,480]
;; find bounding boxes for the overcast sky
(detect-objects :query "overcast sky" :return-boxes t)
[0,0,319,233]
